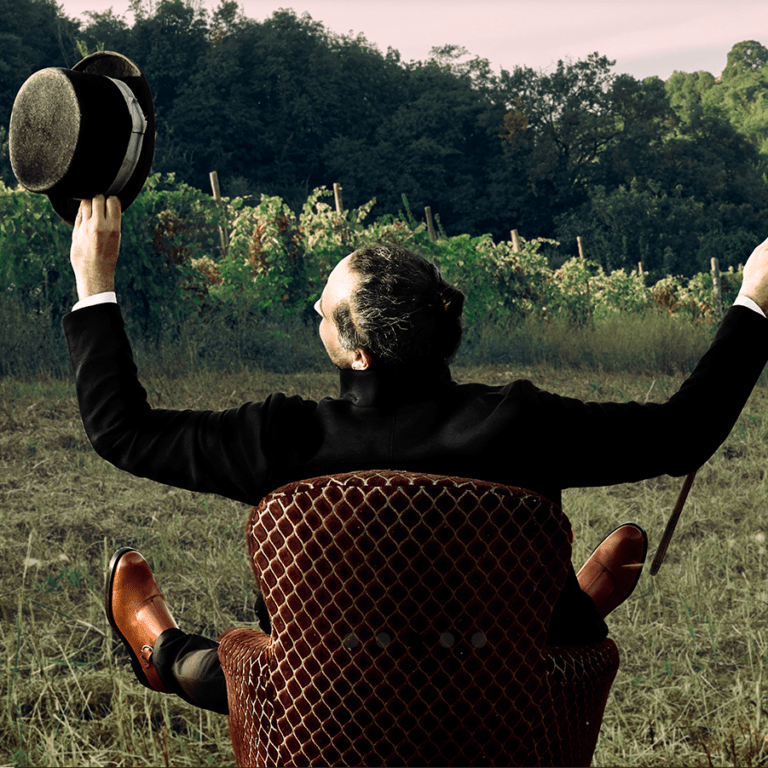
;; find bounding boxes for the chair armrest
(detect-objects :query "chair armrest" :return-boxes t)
[217,628,275,767]
[545,638,620,766]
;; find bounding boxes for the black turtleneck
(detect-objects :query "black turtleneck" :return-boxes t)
[338,362,453,407]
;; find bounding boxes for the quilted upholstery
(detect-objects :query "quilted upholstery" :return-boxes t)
[218,470,619,767]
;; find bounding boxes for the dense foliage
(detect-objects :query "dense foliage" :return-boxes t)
[0,176,740,347]
[1,0,768,283]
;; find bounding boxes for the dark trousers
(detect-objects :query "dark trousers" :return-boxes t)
[153,629,230,715]
[152,593,272,716]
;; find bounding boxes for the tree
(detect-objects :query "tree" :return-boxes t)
[323,56,493,235]
[0,0,78,131]
[723,40,768,78]
[665,69,718,126]
[555,181,710,278]
[667,42,768,161]
[713,41,768,157]
[492,55,672,239]
[168,10,410,206]
[209,0,245,43]
[124,0,209,160]
[163,17,262,191]
[77,9,131,54]
[663,58,768,212]
[594,74,673,189]
[11,0,767,256]
[0,126,12,187]
[659,111,768,207]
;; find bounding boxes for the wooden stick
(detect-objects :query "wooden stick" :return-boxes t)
[711,257,723,320]
[209,171,229,256]
[209,170,222,203]
[424,205,437,243]
[333,183,343,214]
[425,206,436,242]
[650,470,697,575]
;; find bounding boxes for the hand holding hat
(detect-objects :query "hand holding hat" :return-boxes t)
[9,51,155,226]
[70,195,122,301]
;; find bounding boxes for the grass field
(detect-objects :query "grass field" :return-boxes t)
[3,361,768,767]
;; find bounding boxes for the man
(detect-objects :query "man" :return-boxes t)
[67,195,768,717]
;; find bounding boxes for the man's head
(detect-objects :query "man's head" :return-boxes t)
[314,245,465,371]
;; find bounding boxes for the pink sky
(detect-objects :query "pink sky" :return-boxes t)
[58,0,767,81]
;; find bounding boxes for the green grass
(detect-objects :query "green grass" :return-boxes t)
[1,300,717,379]
[3,363,768,766]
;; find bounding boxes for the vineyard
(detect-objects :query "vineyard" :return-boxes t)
[0,174,744,376]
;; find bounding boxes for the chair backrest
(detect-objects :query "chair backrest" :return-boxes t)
[220,470,617,767]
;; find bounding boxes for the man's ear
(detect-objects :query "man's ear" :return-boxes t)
[351,349,372,371]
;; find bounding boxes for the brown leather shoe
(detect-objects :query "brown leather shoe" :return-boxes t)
[576,523,648,618]
[105,547,178,693]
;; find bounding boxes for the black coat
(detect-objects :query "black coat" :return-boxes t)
[64,304,768,643]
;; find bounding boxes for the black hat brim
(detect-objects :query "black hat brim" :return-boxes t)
[48,52,155,226]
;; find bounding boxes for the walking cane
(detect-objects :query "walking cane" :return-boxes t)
[650,470,697,576]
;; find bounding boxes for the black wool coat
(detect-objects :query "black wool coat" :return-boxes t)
[64,304,768,644]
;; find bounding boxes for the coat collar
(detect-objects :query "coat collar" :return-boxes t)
[338,362,453,407]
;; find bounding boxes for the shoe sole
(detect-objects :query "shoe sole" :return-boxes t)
[105,546,156,691]
[614,522,648,602]
[590,521,649,602]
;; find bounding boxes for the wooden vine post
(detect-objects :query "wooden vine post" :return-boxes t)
[209,171,229,256]
[510,229,521,253]
[577,235,592,323]
[425,206,436,242]
[332,183,351,248]
[333,183,344,215]
[711,257,723,319]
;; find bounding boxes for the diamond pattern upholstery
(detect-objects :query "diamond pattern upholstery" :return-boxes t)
[218,470,619,767]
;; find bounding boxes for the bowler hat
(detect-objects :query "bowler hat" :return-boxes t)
[9,51,155,226]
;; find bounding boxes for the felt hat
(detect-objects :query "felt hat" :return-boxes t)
[9,51,155,226]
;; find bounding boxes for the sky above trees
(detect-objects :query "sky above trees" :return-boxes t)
[57,0,767,81]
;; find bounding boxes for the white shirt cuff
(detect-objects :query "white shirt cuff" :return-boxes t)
[733,295,766,318]
[72,292,117,311]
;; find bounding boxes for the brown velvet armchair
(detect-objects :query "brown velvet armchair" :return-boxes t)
[217,470,619,767]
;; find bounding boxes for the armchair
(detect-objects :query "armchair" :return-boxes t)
[218,470,619,767]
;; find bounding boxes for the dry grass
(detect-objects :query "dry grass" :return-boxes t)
[2,364,768,766]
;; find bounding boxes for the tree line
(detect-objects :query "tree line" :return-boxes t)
[2,0,768,280]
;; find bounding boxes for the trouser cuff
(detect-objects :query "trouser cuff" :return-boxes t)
[153,628,229,715]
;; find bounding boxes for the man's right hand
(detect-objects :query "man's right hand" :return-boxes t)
[739,236,768,316]
[69,195,122,301]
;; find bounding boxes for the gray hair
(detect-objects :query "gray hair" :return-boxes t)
[332,245,465,368]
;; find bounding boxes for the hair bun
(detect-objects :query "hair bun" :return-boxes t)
[439,285,465,319]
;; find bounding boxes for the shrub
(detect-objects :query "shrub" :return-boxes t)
[0,175,747,377]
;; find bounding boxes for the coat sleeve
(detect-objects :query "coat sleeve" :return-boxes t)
[526,306,768,489]
[63,303,301,505]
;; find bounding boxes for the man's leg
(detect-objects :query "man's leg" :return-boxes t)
[153,629,229,715]
[105,548,229,715]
